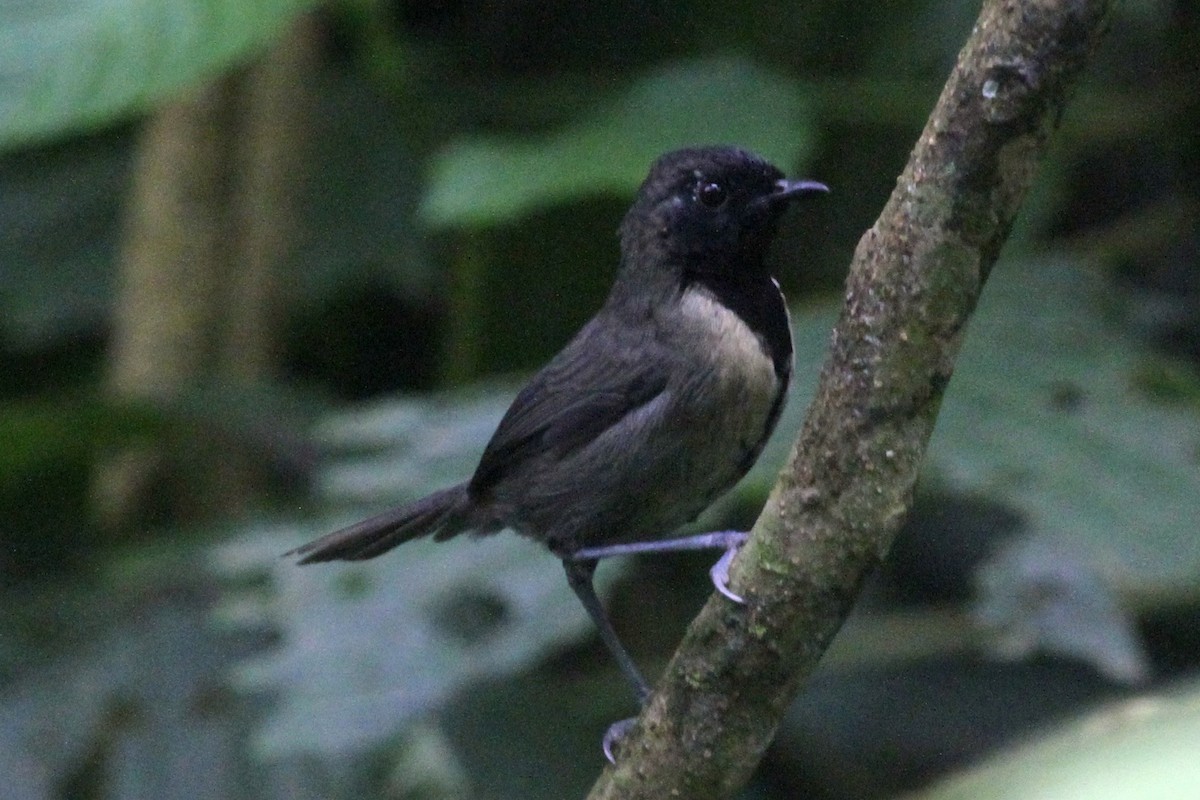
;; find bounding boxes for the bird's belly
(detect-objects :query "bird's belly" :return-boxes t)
[525,287,786,552]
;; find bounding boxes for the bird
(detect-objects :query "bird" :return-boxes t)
[288,145,827,759]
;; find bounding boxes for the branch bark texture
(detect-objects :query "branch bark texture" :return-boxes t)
[586,1,1113,797]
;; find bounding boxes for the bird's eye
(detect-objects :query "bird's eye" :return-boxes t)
[695,181,728,208]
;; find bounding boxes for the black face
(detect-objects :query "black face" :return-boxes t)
[620,146,820,279]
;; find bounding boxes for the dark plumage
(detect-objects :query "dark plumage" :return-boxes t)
[289,145,827,758]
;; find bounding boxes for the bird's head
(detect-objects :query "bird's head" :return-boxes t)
[618,146,827,284]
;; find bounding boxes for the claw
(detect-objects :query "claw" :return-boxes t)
[602,717,638,763]
[710,542,745,603]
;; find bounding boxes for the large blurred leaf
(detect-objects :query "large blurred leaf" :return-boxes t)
[419,57,815,228]
[0,0,318,148]
[310,387,515,508]
[908,683,1200,799]
[0,575,260,800]
[0,70,427,350]
[218,525,621,758]
[928,259,1200,605]
[973,534,1150,684]
[0,380,318,495]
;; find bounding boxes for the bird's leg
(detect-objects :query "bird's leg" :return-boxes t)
[563,559,652,704]
[563,558,653,763]
[570,530,749,603]
[562,533,751,760]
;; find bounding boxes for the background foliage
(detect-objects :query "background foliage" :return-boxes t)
[1,1,1198,799]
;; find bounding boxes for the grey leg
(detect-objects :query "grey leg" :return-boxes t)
[563,533,752,762]
[571,530,749,603]
[563,559,652,705]
[571,530,747,560]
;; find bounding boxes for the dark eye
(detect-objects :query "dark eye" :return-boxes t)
[696,181,728,208]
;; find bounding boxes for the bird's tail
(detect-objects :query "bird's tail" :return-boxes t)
[288,483,472,563]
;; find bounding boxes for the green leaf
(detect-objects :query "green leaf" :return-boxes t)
[973,535,1149,684]
[911,683,1200,799]
[0,0,319,148]
[310,385,517,507]
[218,525,623,758]
[419,57,816,228]
[929,259,1200,607]
[0,566,257,800]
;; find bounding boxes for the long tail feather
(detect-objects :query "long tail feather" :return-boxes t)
[288,483,470,563]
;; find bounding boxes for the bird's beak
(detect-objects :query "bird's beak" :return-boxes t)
[769,178,829,204]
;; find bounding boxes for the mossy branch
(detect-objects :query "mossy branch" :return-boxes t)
[585,1,1114,797]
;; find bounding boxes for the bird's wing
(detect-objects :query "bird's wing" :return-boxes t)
[468,317,669,494]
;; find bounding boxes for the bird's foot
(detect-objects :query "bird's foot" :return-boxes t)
[709,535,747,603]
[602,717,638,763]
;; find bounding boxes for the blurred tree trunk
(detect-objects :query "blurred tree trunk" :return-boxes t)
[94,13,320,532]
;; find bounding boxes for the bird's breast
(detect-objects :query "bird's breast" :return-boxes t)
[653,283,789,509]
[672,284,786,419]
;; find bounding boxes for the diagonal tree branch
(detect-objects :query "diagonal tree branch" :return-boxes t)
[585,1,1114,797]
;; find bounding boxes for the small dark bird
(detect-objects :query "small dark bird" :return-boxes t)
[289,145,827,759]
